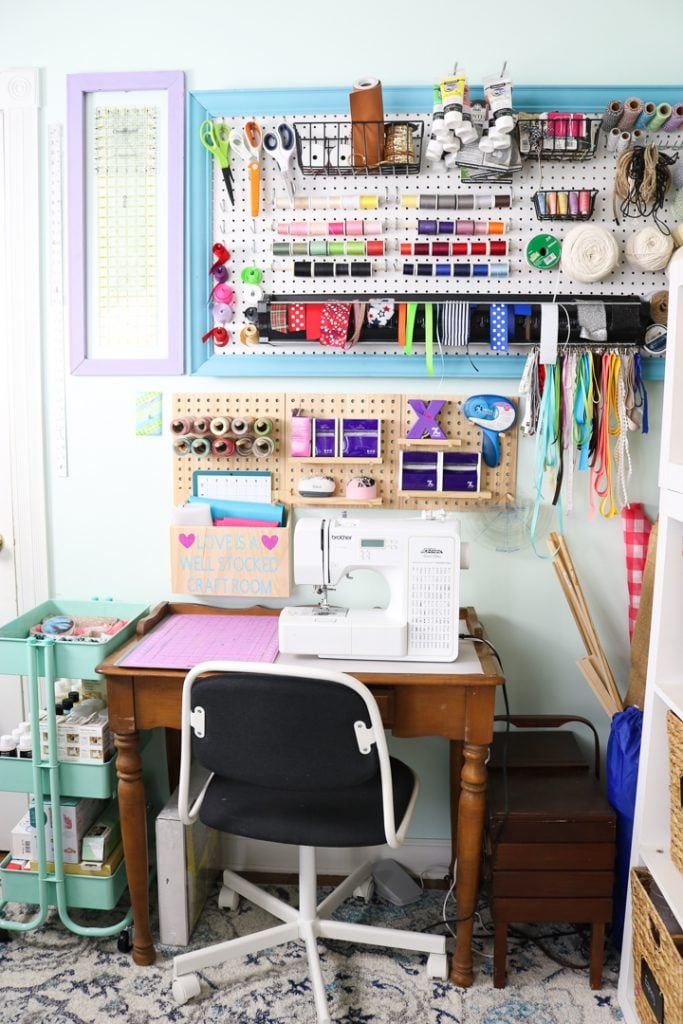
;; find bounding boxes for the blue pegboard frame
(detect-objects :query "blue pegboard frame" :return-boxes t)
[187,85,677,380]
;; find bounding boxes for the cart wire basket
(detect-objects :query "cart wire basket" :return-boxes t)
[294,119,424,176]
[518,116,601,161]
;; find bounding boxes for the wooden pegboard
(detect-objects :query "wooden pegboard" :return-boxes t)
[172,391,517,510]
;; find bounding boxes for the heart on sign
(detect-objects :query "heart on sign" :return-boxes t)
[261,534,278,551]
[178,533,195,549]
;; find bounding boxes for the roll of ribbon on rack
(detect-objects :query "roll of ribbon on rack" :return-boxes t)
[663,103,683,132]
[230,417,253,436]
[253,418,273,436]
[401,193,511,210]
[170,417,194,436]
[274,195,381,210]
[647,103,672,132]
[212,437,235,458]
[290,261,378,277]
[190,437,211,458]
[173,437,192,456]
[272,240,385,257]
[401,261,510,278]
[415,219,506,236]
[253,436,276,459]
[618,97,643,131]
[600,100,624,132]
[400,240,508,256]
[275,220,384,236]
[209,417,231,436]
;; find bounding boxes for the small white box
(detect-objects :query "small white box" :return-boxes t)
[156,764,220,945]
[40,711,114,763]
[28,796,104,864]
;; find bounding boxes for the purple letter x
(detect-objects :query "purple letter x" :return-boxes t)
[407,399,447,440]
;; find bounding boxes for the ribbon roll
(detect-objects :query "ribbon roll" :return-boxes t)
[209,243,230,274]
[211,264,229,283]
[202,327,229,347]
[190,437,211,457]
[211,437,235,457]
[231,417,253,436]
[192,417,212,436]
[239,325,260,346]
[254,418,273,436]
[210,417,231,436]
[173,437,192,456]
[252,436,275,459]
[170,417,194,435]
[235,436,254,456]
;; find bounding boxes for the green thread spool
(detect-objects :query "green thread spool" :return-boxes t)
[647,103,672,131]
[346,240,366,256]
[292,241,308,256]
[526,233,562,270]
[272,242,290,256]
[309,240,328,256]
[328,241,345,256]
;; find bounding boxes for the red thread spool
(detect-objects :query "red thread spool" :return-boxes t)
[366,240,385,256]
[490,240,507,256]
[432,242,450,256]
[452,242,468,256]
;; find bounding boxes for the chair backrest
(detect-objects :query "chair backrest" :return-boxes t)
[190,670,380,791]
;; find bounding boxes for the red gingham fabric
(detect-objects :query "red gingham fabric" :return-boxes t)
[622,502,652,641]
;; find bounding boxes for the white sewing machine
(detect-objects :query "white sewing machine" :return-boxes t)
[278,515,468,662]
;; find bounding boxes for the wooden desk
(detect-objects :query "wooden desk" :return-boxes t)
[98,603,503,987]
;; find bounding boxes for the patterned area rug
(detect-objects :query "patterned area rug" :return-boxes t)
[0,883,623,1023]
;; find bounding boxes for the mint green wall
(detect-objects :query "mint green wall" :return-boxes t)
[2,0,679,841]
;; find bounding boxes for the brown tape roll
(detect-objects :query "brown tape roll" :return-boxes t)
[649,290,669,325]
[350,78,384,167]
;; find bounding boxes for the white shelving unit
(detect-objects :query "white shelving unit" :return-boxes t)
[617,259,683,1022]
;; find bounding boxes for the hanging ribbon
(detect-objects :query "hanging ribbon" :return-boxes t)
[531,361,563,556]
[573,351,594,471]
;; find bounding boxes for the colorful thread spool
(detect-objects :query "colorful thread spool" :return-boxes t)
[190,437,211,457]
[253,418,273,436]
[275,195,380,210]
[253,436,276,459]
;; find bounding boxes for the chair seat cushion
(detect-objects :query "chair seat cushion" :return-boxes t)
[199,756,415,847]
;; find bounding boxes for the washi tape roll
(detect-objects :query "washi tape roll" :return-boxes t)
[526,233,562,270]
[190,437,211,457]
[253,418,273,436]
[173,437,192,456]
[253,436,276,459]
[193,417,212,436]
[212,437,235,458]
[210,417,231,436]
[235,436,254,456]
[170,417,194,435]
[647,103,672,132]
[231,417,253,437]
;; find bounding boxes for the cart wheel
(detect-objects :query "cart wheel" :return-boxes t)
[172,972,201,1004]
[117,928,132,953]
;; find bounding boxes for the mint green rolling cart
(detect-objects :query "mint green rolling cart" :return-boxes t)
[0,598,163,947]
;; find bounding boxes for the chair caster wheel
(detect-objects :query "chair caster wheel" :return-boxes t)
[353,878,374,902]
[117,928,132,953]
[172,972,201,1004]
[218,885,240,910]
[427,952,449,981]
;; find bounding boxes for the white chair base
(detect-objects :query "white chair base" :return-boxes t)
[172,846,448,1023]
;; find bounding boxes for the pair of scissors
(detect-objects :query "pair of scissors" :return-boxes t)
[230,120,263,219]
[199,120,234,205]
[263,122,296,205]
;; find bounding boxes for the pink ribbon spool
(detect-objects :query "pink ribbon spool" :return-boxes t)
[213,283,234,305]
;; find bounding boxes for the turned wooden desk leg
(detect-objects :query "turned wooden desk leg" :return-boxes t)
[450,741,488,987]
[449,740,464,879]
[115,730,155,966]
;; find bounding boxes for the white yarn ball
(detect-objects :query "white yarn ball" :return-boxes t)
[666,246,683,278]
[561,225,620,283]
[625,226,674,271]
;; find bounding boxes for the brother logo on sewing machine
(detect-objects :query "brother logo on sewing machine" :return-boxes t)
[278,515,468,663]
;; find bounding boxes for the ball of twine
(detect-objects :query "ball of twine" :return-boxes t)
[625,225,674,271]
[561,225,620,283]
[649,289,669,324]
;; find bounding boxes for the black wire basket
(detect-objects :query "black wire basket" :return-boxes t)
[293,120,424,176]
[518,116,601,161]
[532,188,598,221]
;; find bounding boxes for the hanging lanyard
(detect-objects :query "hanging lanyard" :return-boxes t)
[592,352,620,519]
[633,352,648,433]
[573,352,593,471]
[424,303,434,375]
[531,362,563,556]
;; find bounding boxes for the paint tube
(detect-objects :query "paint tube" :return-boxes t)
[425,85,446,162]
[482,72,515,134]
[453,84,479,145]
[440,72,467,129]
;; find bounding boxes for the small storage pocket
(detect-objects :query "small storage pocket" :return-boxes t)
[442,452,481,492]
[400,451,439,491]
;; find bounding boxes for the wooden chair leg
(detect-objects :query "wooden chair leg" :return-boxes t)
[589,921,605,989]
[493,921,507,988]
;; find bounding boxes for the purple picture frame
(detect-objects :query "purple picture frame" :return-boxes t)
[67,70,185,375]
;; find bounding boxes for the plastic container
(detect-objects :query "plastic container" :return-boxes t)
[0,852,129,910]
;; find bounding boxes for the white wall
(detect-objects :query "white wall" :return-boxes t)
[2,0,678,841]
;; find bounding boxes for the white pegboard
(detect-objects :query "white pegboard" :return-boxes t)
[209,111,677,361]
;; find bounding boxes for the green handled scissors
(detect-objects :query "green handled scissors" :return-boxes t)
[199,120,234,205]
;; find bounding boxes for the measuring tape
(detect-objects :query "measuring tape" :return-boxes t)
[526,233,562,270]
[48,124,68,477]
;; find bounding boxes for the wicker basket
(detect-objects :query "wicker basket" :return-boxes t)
[667,711,683,873]
[631,867,683,1024]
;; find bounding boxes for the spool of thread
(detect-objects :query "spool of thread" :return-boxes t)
[601,99,624,132]
[526,233,562,270]
[618,97,643,131]
[173,437,191,456]
[616,131,632,154]
[635,102,657,129]
[557,192,569,216]
[606,128,621,153]
[649,290,669,325]
[170,417,194,435]
[193,417,211,436]
[561,225,620,282]
[211,437,235,458]
[190,437,211,457]
[253,418,273,436]
[647,103,672,132]
[231,417,253,437]
[631,129,646,147]
[579,191,592,216]
[235,436,254,456]
[210,417,230,436]
[663,103,683,132]
[252,436,275,459]
[625,226,674,271]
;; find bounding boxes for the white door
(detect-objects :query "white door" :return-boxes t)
[0,69,47,848]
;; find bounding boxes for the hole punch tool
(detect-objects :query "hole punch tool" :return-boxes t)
[199,120,234,205]
[463,395,517,468]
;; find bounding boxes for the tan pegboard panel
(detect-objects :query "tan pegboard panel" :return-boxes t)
[172,392,285,504]
[283,392,401,506]
[397,396,518,510]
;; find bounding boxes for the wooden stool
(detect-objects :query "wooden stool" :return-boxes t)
[486,716,616,990]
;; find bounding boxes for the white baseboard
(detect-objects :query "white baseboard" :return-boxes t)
[220,835,453,879]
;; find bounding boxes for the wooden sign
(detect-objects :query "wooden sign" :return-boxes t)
[170,523,292,598]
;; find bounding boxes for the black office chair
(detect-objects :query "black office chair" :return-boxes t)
[171,661,448,1023]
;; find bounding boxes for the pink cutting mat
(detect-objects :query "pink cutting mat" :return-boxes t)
[118,614,280,669]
